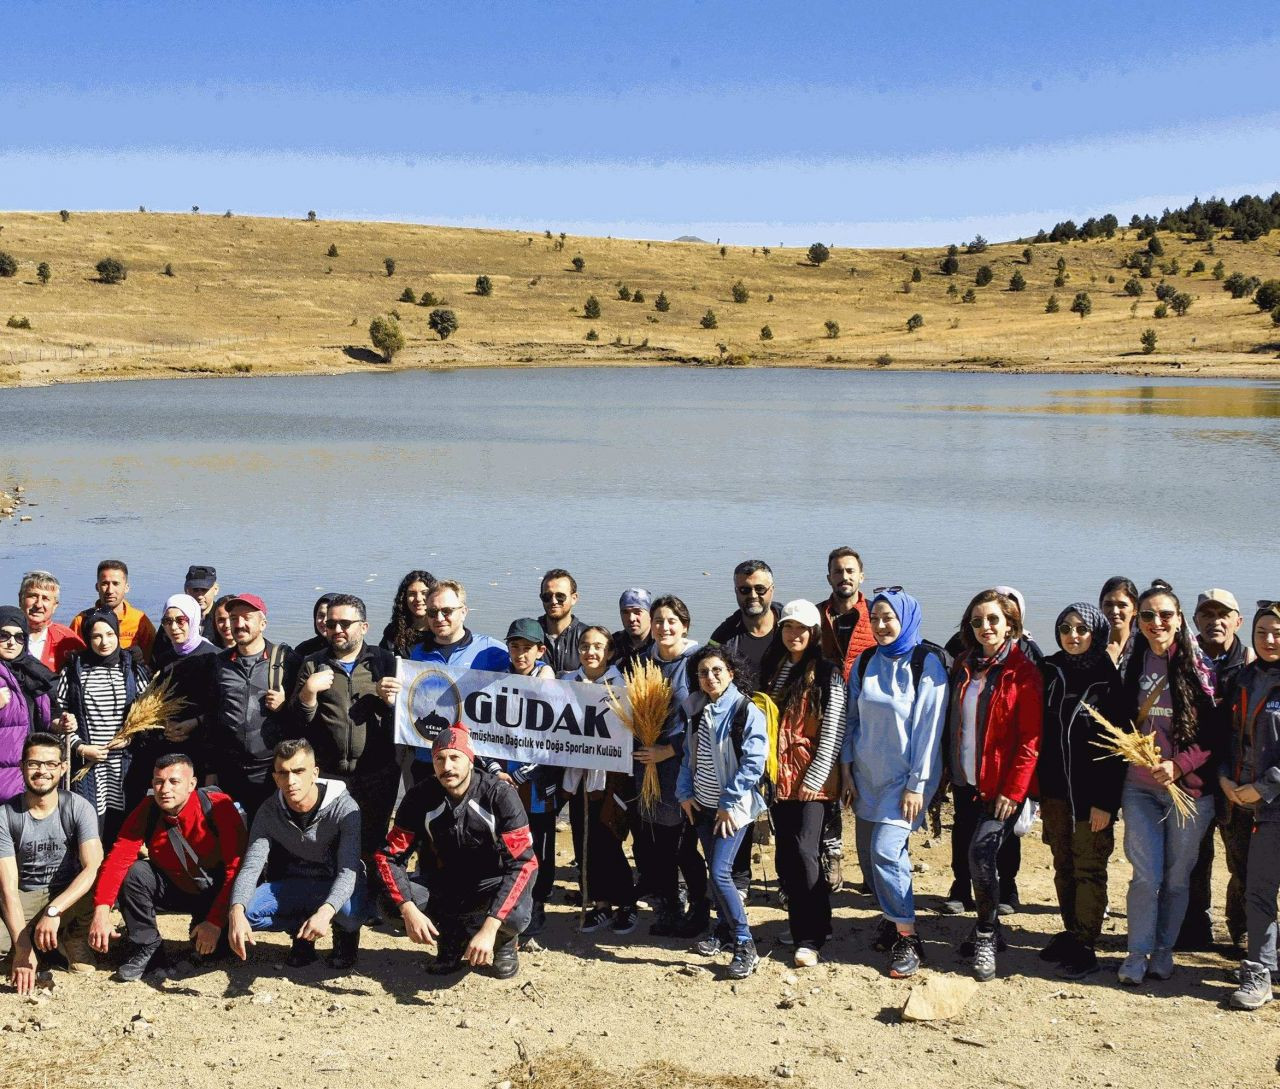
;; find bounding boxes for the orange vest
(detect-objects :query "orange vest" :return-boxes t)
[71,600,156,661]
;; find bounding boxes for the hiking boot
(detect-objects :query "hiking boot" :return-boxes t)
[939,897,972,916]
[328,927,360,970]
[996,902,1017,918]
[115,939,165,983]
[872,917,898,952]
[61,929,96,974]
[1039,931,1075,964]
[889,934,923,979]
[1117,952,1148,986]
[286,938,317,968]
[958,925,1006,959]
[522,902,547,938]
[1229,961,1274,1010]
[649,902,683,937]
[675,899,711,939]
[1058,945,1099,980]
[580,906,612,933]
[609,905,638,936]
[695,924,733,957]
[970,929,997,982]
[793,945,820,969]
[1147,948,1175,981]
[489,937,519,980]
[820,848,844,892]
[725,939,759,980]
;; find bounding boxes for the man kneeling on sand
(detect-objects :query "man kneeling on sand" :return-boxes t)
[373,726,537,979]
[1,733,103,992]
[228,739,366,970]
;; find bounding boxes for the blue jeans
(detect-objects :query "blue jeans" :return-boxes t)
[1121,782,1214,955]
[855,818,915,925]
[244,877,368,936]
[694,811,751,945]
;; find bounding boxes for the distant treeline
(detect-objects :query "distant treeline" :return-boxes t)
[1034,192,1280,245]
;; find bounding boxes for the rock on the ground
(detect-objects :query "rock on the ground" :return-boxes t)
[901,976,978,1022]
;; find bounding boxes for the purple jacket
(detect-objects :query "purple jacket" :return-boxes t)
[0,661,38,802]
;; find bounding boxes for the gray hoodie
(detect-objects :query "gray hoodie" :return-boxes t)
[230,778,362,913]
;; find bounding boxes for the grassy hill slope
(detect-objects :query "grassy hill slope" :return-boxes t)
[1,211,1278,385]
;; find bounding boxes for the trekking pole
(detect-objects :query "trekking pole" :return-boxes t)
[580,786,591,927]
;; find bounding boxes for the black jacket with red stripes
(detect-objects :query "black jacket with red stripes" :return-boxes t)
[373,766,536,922]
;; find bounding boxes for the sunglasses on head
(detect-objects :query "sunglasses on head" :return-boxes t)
[872,585,903,594]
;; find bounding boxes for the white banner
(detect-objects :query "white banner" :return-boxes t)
[394,660,633,773]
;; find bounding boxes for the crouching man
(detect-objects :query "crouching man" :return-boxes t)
[90,754,246,982]
[1,733,103,992]
[373,726,536,979]
[227,739,365,970]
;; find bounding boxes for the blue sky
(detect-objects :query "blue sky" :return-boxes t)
[5,1,1278,245]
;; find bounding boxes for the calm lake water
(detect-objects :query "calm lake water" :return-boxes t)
[1,368,1277,648]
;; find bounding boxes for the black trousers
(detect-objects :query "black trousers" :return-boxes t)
[1181,803,1254,945]
[568,793,635,907]
[117,859,223,947]
[773,800,831,947]
[949,785,1021,913]
[529,810,557,904]
[407,878,531,950]
[631,813,707,909]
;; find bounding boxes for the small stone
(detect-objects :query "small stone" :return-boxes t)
[911,861,930,873]
[781,973,798,987]
[600,1029,609,1037]
[522,938,544,953]
[774,1063,795,1079]
[1103,1042,1116,1051]
[458,1017,471,1029]
[251,993,276,1006]
[496,1082,513,1089]
[901,976,978,1022]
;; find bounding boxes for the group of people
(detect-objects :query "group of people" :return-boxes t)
[0,554,1276,1013]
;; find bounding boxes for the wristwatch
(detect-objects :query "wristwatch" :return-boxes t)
[43,904,61,919]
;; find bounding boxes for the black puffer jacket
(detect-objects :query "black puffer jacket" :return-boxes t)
[1039,652,1128,819]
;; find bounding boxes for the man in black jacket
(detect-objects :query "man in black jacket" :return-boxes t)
[537,568,588,674]
[373,726,536,980]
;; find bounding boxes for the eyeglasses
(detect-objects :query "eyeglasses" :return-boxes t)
[1057,623,1091,637]
[426,607,459,620]
[735,584,772,597]
[325,618,362,630]
[540,591,569,604]
[969,614,1004,630]
[161,616,190,628]
[1139,609,1177,623]
[697,666,729,678]
[0,630,23,644]
[23,760,62,771]
[872,585,903,594]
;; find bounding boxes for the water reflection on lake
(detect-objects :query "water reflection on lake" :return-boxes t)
[0,369,1276,647]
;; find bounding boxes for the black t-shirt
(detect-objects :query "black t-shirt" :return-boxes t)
[286,783,327,830]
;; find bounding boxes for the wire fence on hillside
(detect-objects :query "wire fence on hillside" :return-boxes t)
[1,336,266,366]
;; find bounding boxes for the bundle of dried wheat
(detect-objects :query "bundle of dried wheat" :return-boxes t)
[1082,702,1195,822]
[605,659,672,814]
[71,676,188,784]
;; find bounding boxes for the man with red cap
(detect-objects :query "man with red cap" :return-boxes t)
[372,725,536,979]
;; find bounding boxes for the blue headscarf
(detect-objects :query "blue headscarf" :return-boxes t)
[871,590,922,658]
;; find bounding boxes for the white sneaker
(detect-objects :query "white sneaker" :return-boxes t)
[1148,948,1175,980]
[793,946,819,968]
[1117,953,1148,986]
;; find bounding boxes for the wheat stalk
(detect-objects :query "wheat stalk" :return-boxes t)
[70,676,188,785]
[1081,702,1196,823]
[605,658,672,816]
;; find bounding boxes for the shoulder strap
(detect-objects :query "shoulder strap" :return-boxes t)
[729,695,751,761]
[1136,676,1169,729]
[57,792,78,844]
[267,643,285,692]
[855,646,876,683]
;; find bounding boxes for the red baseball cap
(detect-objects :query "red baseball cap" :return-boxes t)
[225,593,267,617]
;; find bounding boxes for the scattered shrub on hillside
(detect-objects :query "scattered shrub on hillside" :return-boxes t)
[307,210,317,222]
[1106,274,1116,284]
[384,257,396,277]
[1253,280,1280,312]
[966,235,989,254]
[1170,292,1193,316]
[571,256,585,272]
[583,295,601,319]
[699,309,719,329]
[223,210,233,218]
[654,292,670,312]
[807,242,830,266]
[369,315,405,360]
[428,308,458,340]
[759,325,773,341]
[762,247,771,257]
[162,263,175,277]
[731,280,749,303]
[1054,271,1067,288]
[192,206,199,214]
[400,287,417,303]
[232,362,253,373]
[719,246,727,258]
[946,282,958,297]
[1045,294,1060,313]
[1223,272,1254,299]
[617,284,631,301]
[824,319,840,338]
[1124,276,1143,297]
[632,290,645,304]
[475,275,493,297]
[875,353,893,366]
[901,281,913,294]
[138,205,146,213]
[1154,302,1169,319]
[36,262,50,285]
[975,265,993,287]
[1022,247,1033,264]
[961,288,977,304]
[7,315,31,329]
[58,210,70,222]
[585,328,599,341]
[1141,328,1157,354]
[1272,306,1280,327]
[1191,259,1206,274]
[420,291,441,307]
[1009,270,1027,292]
[544,230,553,239]
[1147,236,1165,257]
[0,252,17,277]
[1168,257,1180,275]
[940,254,960,275]
[1056,256,1067,272]
[327,243,339,257]
[1154,280,1177,302]
[95,257,126,284]
[1070,291,1092,319]
[911,266,922,282]
[905,313,924,332]
[766,293,774,303]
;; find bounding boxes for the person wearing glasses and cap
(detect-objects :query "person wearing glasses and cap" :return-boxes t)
[536,569,589,674]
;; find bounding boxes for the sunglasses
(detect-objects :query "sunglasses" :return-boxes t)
[1139,609,1177,623]
[426,607,459,620]
[1057,623,1091,637]
[736,584,772,597]
[325,618,362,630]
[969,614,1005,630]
[872,585,903,594]
[540,591,569,604]
[0,630,24,644]
[161,616,190,627]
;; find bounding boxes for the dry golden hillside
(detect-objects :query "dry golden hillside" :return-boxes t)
[1,210,1278,385]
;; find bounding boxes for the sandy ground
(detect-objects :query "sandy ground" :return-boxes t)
[3,813,1275,1089]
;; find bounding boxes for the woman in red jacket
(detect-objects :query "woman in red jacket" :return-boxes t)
[946,588,1043,982]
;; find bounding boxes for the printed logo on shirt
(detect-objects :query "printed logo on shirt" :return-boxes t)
[1139,671,1173,718]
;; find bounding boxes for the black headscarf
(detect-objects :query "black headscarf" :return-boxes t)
[1051,601,1112,673]
[0,604,55,698]
[81,608,123,668]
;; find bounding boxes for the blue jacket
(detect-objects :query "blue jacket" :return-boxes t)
[676,689,767,826]
[407,629,509,762]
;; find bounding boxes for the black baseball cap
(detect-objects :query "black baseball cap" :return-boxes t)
[184,565,217,590]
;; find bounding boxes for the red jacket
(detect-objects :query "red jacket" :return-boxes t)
[34,622,84,673]
[94,788,247,928]
[819,594,876,681]
[949,645,1043,804]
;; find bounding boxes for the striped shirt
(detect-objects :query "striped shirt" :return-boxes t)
[692,707,723,809]
[57,662,150,815]
[770,659,848,793]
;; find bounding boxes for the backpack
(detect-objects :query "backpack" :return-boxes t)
[729,690,780,790]
[144,787,246,891]
[856,640,949,691]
